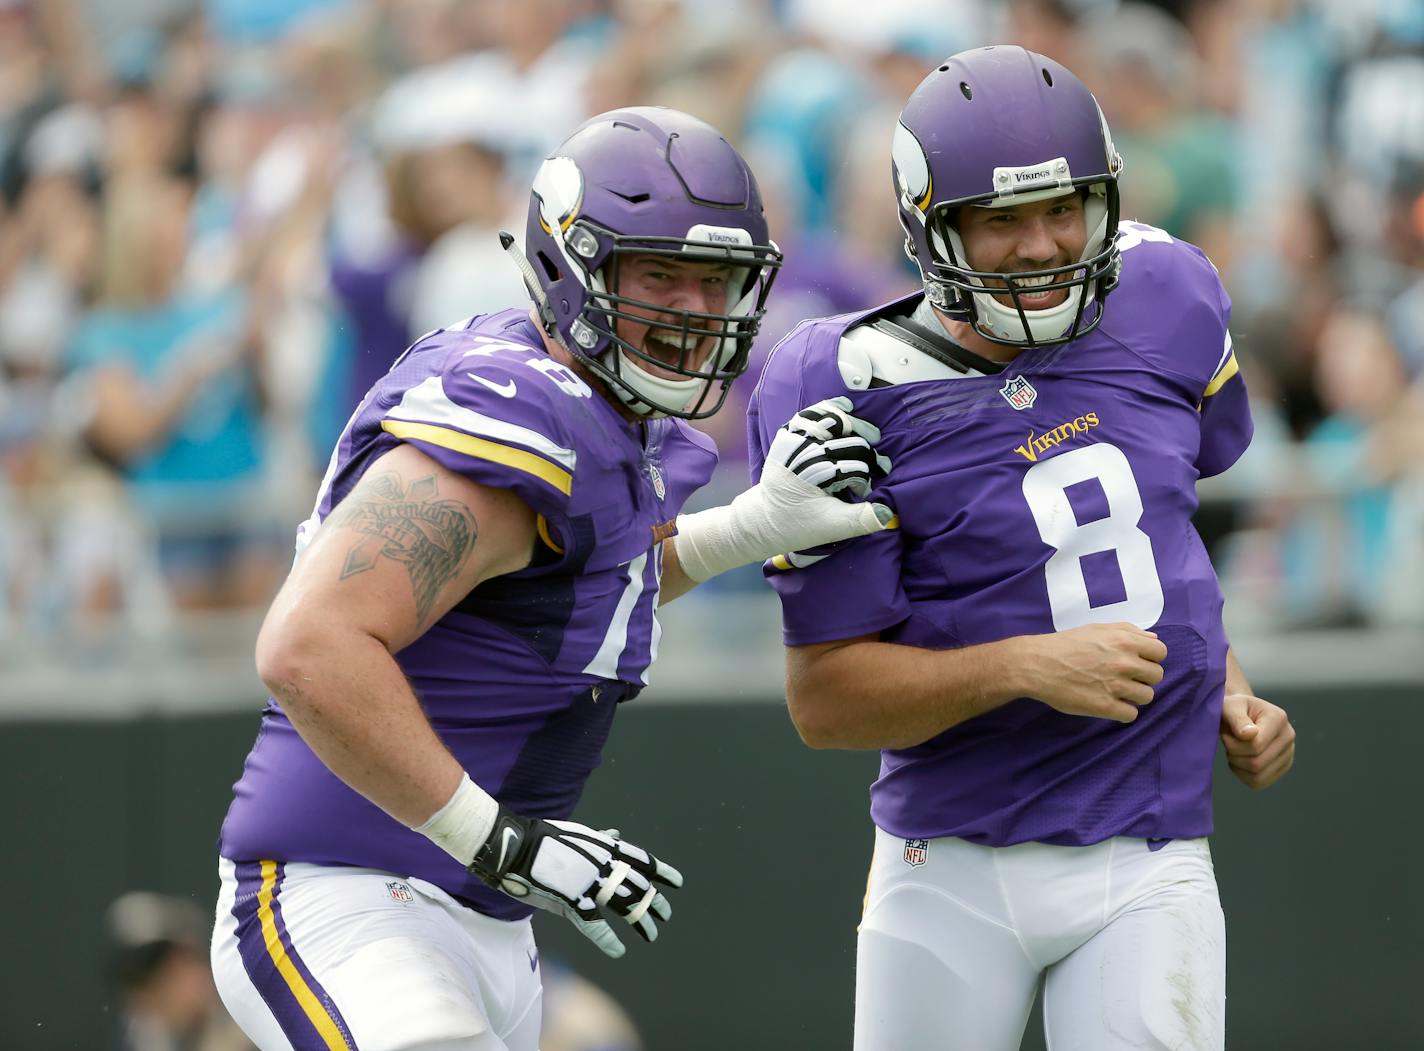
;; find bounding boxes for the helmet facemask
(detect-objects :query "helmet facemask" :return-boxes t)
[927,182,1121,348]
[557,221,781,420]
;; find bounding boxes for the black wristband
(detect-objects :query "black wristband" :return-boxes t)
[467,809,532,888]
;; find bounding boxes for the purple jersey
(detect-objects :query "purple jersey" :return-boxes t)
[220,310,717,919]
[748,224,1252,847]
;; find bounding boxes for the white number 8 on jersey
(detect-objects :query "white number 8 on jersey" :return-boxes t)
[1021,443,1165,630]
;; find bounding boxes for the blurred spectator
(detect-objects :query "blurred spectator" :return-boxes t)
[1270,306,1424,626]
[106,891,255,1051]
[227,23,380,472]
[998,0,1090,72]
[540,959,643,1051]
[327,58,530,406]
[586,0,778,138]
[69,174,278,610]
[371,61,532,337]
[0,0,68,206]
[751,0,971,238]
[1235,193,1341,438]
[1224,0,1332,311]
[455,0,611,179]
[1082,2,1239,269]
[103,53,186,180]
[1325,0,1424,268]
[0,114,159,640]
[741,44,874,237]
[205,0,351,47]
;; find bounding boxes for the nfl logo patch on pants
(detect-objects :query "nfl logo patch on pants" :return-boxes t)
[903,839,929,867]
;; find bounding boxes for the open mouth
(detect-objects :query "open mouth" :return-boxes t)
[640,331,709,377]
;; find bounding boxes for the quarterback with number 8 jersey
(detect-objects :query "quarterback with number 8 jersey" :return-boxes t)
[749,47,1294,1051]
[211,108,893,1051]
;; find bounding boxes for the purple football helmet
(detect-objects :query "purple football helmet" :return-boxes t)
[522,107,781,419]
[892,46,1124,347]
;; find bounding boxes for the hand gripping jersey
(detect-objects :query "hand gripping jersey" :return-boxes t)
[748,224,1252,847]
[220,310,716,919]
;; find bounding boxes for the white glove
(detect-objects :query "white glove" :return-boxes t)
[468,808,682,959]
[673,397,895,583]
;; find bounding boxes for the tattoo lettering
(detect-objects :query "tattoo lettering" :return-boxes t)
[334,473,476,622]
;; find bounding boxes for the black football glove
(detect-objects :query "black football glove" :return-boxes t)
[469,808,682,958]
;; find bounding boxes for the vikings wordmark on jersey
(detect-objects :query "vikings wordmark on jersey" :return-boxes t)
[220,310,717,920]
[748,223,1251,849]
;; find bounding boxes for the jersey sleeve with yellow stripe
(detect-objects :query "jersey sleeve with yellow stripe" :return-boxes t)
[379,352,579,529]
[1195,327,1251,478]
[1170,235,1252,478]
[1113,230,1252,480]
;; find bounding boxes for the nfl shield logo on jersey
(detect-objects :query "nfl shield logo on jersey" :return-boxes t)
[1000,375,1038,411]
[903,839,929,867]
[386,881,414,904]
[647,462,667,500]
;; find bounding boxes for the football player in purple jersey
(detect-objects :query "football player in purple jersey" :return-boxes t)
[747,48,1296,1051]
[210,107,895,1051]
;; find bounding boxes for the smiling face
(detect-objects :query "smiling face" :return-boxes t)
[955,192,1089,311]
[610,253,735,380]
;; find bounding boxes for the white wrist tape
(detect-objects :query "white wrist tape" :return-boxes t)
[672,499,760,583]
[412,773,500,866]
[672,463,891,583]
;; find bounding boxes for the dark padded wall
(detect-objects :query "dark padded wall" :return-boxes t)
[1,688,1417,1049]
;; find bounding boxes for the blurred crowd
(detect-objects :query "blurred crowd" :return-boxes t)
[2,0,1423,672]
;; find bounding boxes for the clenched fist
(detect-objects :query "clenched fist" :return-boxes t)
[1017,622,1168,723]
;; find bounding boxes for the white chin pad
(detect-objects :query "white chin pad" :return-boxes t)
[609,334,741,416]
[974,275,1087,344]
[609,350,707,416]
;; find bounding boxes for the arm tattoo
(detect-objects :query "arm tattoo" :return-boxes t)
[333,473,476,623]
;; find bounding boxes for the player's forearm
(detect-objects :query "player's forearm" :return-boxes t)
[787,637,1032,750]
[657,538,698,604]
[1225,645,1252,696]
[256,622,464,828]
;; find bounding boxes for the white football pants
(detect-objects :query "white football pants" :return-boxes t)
[212,858,543,1051]
[855,830,1225,1051]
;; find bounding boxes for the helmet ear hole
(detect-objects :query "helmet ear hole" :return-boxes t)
[535,251,561,282]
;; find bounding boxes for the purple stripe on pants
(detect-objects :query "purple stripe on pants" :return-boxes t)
[231,860,358,1050]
